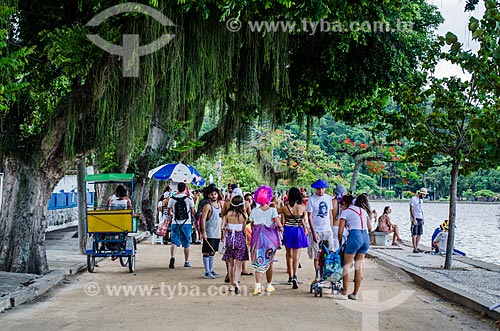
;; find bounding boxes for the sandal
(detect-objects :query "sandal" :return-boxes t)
[241,272,253,276]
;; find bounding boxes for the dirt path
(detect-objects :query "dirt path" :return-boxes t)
[1,242,496,331]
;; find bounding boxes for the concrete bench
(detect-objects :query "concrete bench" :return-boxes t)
[369,231,389,246]
[151,232,164,245]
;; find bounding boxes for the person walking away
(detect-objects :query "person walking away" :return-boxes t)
[221,194,249,294]
[409,188,428,253]
[333,194,372,300]
[278,187,308,289]
[306,179,335,272]
[250,185,283,295]
[157,189,171,243]
[167,182,195,268]
[221,186,253,280]
[332,184,348,250]
[200,185,223,278]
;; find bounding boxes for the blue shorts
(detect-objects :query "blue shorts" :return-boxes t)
[170,223,192,248]
[344,230,370,255]
[411,218,424,236]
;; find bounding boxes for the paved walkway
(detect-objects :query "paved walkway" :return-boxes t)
[0,227,146,311]
[1,227,499,322]
[367,243,500,320]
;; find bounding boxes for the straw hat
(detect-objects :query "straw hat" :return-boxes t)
[417,188,428,195]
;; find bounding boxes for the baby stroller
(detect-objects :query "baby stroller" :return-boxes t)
[310,241,343,297]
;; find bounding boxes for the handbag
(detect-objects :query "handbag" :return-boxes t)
[218,239,226,255]
[156,221,168,237]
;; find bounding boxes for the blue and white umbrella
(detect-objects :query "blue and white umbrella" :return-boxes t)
[147,162,205,186]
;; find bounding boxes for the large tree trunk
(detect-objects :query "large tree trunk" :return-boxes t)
[0,117,66,274]
[133,110,167,232]
[444,159,460,269]
[349,156,362,193]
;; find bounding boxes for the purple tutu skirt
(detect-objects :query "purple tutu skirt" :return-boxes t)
[282,225,308,249]
[222,231,249,261]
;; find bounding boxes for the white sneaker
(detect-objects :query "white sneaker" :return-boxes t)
[332,293,348,300]
[265,284,275,292]
[348,293,358,300]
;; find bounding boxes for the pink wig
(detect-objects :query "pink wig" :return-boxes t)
[254,185,273,205]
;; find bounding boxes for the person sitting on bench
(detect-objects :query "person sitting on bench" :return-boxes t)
[376,206,403,246]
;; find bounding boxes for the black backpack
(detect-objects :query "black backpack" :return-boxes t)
[196,198,209,221]
[172,196,189,220]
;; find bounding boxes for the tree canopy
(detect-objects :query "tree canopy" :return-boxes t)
[0,0,444,273]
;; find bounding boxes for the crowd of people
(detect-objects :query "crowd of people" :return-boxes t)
[107,181,437,298]
[153,179,384,299]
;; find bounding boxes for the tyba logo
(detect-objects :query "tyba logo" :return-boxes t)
[86,2,175,77]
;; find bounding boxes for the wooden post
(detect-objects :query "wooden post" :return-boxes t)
[77,157,87,255]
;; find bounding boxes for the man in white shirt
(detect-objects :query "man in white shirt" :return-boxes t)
[433,225,448,254]
[409,187,428,253]
[167,182,196,268]
[306,179,334,271]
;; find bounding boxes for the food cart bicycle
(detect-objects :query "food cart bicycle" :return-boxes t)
[84,173,138,273]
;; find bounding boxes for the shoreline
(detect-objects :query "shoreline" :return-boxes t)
[369,199,500,204]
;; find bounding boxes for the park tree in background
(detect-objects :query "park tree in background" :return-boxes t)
[332,131,406,193]
[393,0,500,269]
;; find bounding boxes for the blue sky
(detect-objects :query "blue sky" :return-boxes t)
[429,0,485,79]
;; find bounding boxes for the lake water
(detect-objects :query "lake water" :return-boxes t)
[370,201,500,266]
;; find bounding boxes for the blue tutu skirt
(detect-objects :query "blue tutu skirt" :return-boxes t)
[283,226,308,249]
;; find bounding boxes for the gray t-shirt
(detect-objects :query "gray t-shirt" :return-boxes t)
[205,203,222,239]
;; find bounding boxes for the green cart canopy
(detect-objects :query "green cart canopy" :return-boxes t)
[84,173,134,183]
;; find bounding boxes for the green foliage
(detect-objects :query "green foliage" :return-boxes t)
[42,25,97,79]
[462,168,500,193]
[0,29,33,114]
[96,144,119,173]
[252,125,345,188]
[462,189,474,198]
[384,190,395,198]
[474,189,498,198]
[393,0,500,177]
[192,147,264,192]
[403,190,413,199]
[347,173,381,195]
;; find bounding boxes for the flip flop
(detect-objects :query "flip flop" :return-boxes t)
[241,272,253,276]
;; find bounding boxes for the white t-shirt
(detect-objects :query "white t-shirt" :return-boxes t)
[109,195,128,210]
[306,194,333,232]
[340,206,369,231]
[434,231,448,253]
[409,196,424,219]
[157,200,164,222]
[250,207,278,227]
[167,194,194,224]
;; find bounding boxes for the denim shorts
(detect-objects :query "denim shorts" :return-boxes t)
[170,223,192,248]
[344,229,370,255]
[411,218,424,236]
